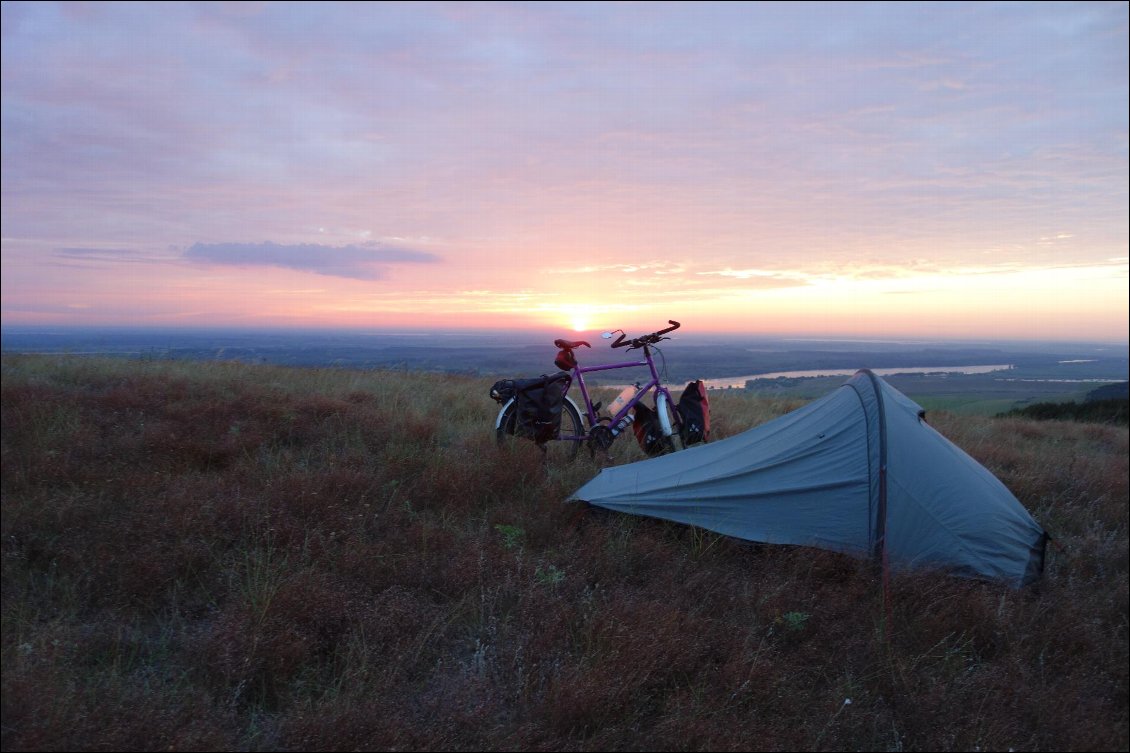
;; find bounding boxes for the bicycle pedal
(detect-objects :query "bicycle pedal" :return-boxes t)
[592,400,603,412]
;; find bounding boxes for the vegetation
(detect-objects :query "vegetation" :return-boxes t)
[996,399,1128,426]
[2,355,1127,751]
[1085,381,1130,402]
[994,383,1129,425]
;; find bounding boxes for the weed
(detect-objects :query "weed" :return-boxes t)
[494,524,525,550]
[535,564,566,587]
[1,354,1127,751]
[780,610,811,632]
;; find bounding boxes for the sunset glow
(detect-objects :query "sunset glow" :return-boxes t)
[2,2,1127,342]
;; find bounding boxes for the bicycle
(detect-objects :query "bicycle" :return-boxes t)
[492,320,687,462]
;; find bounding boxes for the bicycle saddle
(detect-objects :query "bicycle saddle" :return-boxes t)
[553,339,591,349]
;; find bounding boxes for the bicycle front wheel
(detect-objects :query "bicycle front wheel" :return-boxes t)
[656,391,685,454]
[496,398,585,463]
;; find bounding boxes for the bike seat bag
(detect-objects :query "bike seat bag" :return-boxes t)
[514,371,570,444]
[552,338,589,371]
[677,380,710,445]
[554,348,577,371]
[632,402,667,456]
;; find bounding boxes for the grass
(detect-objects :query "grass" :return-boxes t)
[2,354,1127,751]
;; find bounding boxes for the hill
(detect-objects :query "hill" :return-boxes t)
[1087,381,1130,402]
[997,398,1129,425]
[2,355,1127,751]
[994,383,1130,425]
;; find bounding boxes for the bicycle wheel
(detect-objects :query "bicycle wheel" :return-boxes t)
[496,398,584,463]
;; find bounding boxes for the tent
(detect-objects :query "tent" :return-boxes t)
[569,370,1047,587]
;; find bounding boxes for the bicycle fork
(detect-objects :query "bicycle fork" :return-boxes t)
[654,389,677,438]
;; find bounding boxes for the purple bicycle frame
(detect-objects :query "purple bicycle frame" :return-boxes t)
[564,348,676,439]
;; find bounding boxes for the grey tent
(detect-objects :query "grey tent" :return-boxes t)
[570,370,1047,587]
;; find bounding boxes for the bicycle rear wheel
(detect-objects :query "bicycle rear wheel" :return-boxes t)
[496,398,584,463]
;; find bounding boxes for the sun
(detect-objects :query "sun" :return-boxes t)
[555,302,637,333]
[557,303,597,332]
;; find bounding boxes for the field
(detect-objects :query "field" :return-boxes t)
[2,355,1127,751]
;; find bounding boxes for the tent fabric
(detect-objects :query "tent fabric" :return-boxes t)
[569,370,1047,587]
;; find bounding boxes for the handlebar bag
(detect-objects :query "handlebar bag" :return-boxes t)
[677,380,710,445]
[514,371,570,444]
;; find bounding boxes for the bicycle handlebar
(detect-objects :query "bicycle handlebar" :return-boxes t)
[610,320,681,349]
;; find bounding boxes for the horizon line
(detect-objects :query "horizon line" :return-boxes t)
[2,322,1127,348]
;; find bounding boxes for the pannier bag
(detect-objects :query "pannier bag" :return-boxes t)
[489,379,518,404]
[631,402,667,456]
[500,371,570,444]
[677,380,710,445]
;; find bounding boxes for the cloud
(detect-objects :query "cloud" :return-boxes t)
[1,3,1124,339]
[548,262,688,276]
[183,242,442,280]
[53,247,172,264]
[695,268,811,289]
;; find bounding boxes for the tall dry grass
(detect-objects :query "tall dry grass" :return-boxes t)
[2,354,1126,751]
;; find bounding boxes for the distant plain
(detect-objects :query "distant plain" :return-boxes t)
[3,326,1127,415]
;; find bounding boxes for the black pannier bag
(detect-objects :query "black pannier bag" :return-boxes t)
[677,380,710,445]
[510,371,570,444]
[489,379,518,404]
[632,403,667,456]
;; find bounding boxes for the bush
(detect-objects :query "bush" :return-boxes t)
[997,398,1128,425]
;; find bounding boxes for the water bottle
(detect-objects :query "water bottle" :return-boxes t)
[609,410,635,437]
[607,384,638,418]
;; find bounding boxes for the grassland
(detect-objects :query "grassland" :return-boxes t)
[2,355,1127,751]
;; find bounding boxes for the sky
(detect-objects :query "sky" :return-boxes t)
[2,1,1127,342]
